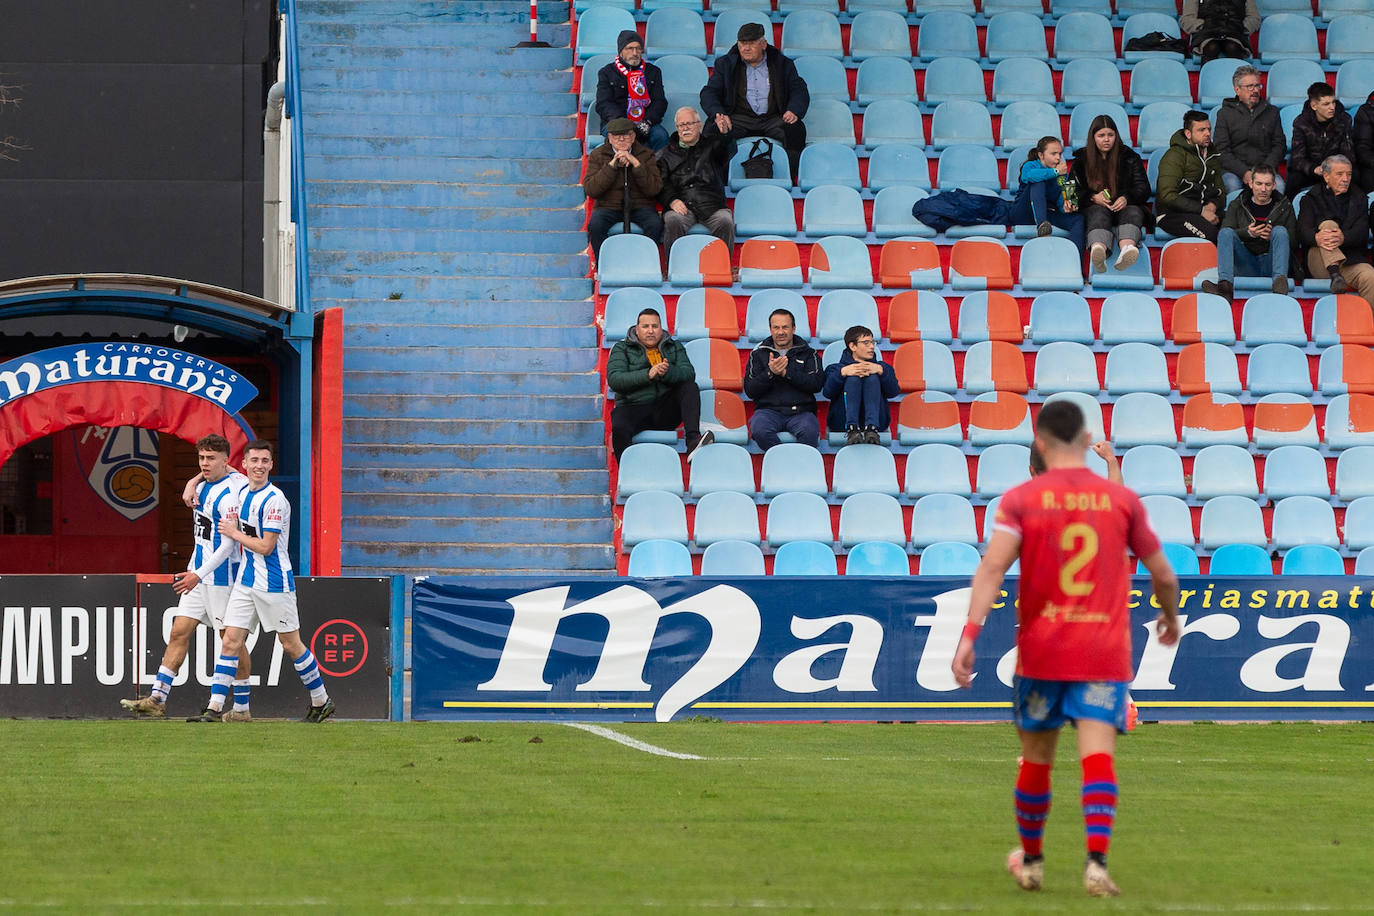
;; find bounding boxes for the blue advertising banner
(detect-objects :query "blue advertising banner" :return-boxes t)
[412,576,1374,723]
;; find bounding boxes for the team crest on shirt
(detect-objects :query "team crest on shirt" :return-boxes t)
[74,425,159,521]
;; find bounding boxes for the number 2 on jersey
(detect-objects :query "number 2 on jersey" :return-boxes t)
[1058,522,1099,596]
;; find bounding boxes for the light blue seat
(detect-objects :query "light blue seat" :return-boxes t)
[916,11,979,61]
[1136,541,1200,575]
[1322,15,1374,65]
[642,0,705,10]
[728,139,792,190]
[645,9,708,57]
[1033,341,1100,395]
[1336,61,1374,108]
[781,9,844,57]
[839,492,907,547]
[986,12,1048,63]
[1335,447,1374,500]
[1175,291,1236,345]
[847,0,912,11]
[1110,392,1178,447]
[868,144,932,191]
[1130,59,1192,107]
[1246,343,1313,397]
[1145,146,1167,191]
[1117,0,1179,13]
[1140,495,1196,546]
[797,143,861,192]
[700,539,766,574]
[617,443,685,499]
[903,443,972,498]
[622,490,690,548]
[874,187,937,238]
[898,389,963,445]
[1122,13,1183,62]
[861,99,925,148]
[983,0,1044,13]
[816,290,881,344]
[803,98,858,145]
[1121,445,1188,498]
[809,236,874,289]
[1252,393,1320,450]
[760,442,828,498]
[833,443,901,498]
[744,289,811,341]
[918,541,982,575]
[734,185,799,237]
[692,490,761,547]
[975,443,1032,498]
[1323,0,1373,15]
[576,0,634,11]
[772,540,839,575]
[668,285,731,340]
[710,9,771,55]
[603,288,666,348]
[1068,102,1131,150]
[930,101,995,150]
[1208,543,1273,575]
[794,55,851,105]
[921,56,987,106]
[688,443,756,497]
[998,100,1061,152]
[1256,0,1309,11]
[576,6,637,59]
[580,54,614,109]
[778,0,841,10]
[657,56,711,103]
[956,291,1016,344]
[1192,444,1260,500]
[1054,13,1117,64]
[1240,294,1307,346]
[1199,495,1268,550]
[856,56,917,106]
[1280,544,1345,575]
[1312,294,1374,347]
[849,10,913,59]
[765,491,835,546]
[1041,392,1105,442]
[966,391,1033,446]
[960,340,1025,395]
[1343,496,1374,551]
[1090,241,1157,291]
[910,493,979,547]
[627,539,694,576]
[1263,446,1330,501]
[845,540,911,575]
[1266,59,1327,108]
[936,144,1001,191]
[1356,545,1374,575]
[598,234,664,287]
[1060,58,1124,107]
[1051,0,1111,13]
[991,58,1056,108]
[1196,58,1239,108]
[1136,102,1190,152]
[1098,293,1164,345]
[1029,292,1094,344]
[803,185,868,237]
[1325,395,1374,450]
[1258,14,1318,63]
[1280,103,1303,148]
[1019,237,1085,291]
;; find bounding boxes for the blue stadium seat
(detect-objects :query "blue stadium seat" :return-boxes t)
[688,443,756,497]
[1032,341,1101,395]
[846,0,912,11]
[856,56,917,106]
[867,144,932,191]
[967,392,1034,446]
[645,9,708,58]
[1110,392,1178,447]
[728,140,792,191]
[627,539,694,576]
[1336,60,1374,108]
[576,0,634,11]
[1322,0,1372,16]
[603,288,665,348]
[673,287,739,339]
[1325,395,1374,450]
[734,185,800,237]
[1280,544,1345,575]
[580,54,614,110]
[845,540,911,575]
[1136,542,1200,575]
[1252,393,1319,449]
[772,540,839,575]
[1356,545,1374,575]
[1342,496,1374,551]
[982,0,1043,13]
[598,234,664,287]
[1192,444,1260,500]
[1029,292,1094,344]
[904,443,973,498]
[1196,58,1239,108]
[999,101,1062,152]
[975,443,1032,498]
[936,144,1002,191]
[1043,391,1106,441]
[617,442,685,499]
[576,6,637,59]
[816,290,881,344]
[898,390,964,445]
[1054,13,1117,65]
[1256,0,1309,12]
[642,0,704,10]
[622,490,689,548]
[781,9,844,57]
[1199,495,1268,550]
[833,444,901,498]
[1136,101,1190,152]
[1322,15,1374,65]
[1050,0,1111,13]
[861,99,926,148]
[1257,14,1318,64]
[1208,543,1273,575]
[1335,446,1374,500]
[692,490,761,547]
[910,493,980,547]
[918,541,982,575]
[1099,293,1164,345]
[797,143,862,192]
[1312,293,1374,347]
[1103,344,1171,396]
[1068,102,1131,150]
[1280,103,1303,148]
[930,101,995,150]
[809,236,875,289]
[1121,445,1188,498]
[804,98,858,145]
[1240,294,1307,346]
[1145,147,1167,192]
[961,340,1029,395]
[1060,58,1125,107]
[710,9,771,55]
[1122,13,1184,62]
[765,491,835,546]
[657,55,711,107]
[916,11,979,61]
[1246,343,1314,397]
[778,0,840,10]
[874,188,937,238]
[700,540,766,575]
[1266,59,1327,107]
[992,58,1056,108]
[1263,445,1330,500]
[986,12,1048,63]
[1140,496,1197,546]
[956,291,1021,344]
[668,235,734,287]
[849,11,914,59]
[1181,392,1247,449]
[1171,291,1236,346]
[921,56,987,106]
[1019,237,1085,291]
[839,492,907,547]
[744,289,811,341]
[1117,0,1179,15]
[1129,59,1193,107]
[760,442,828,498]
[803,185,868,237]
[793,55,852,105]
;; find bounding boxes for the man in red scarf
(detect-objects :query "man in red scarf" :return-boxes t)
[595,30,668,152]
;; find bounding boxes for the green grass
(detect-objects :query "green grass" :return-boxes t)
[1,721,1372,912]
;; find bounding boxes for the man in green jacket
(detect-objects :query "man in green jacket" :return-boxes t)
[1156,110,1226,244]
[607,308,713,461]
[1201,165,1297,299]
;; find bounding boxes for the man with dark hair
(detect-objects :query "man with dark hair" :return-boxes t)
[744,308,824,450]
[1297,155,1374,306]
[954,399,1181,899]
[595,30,668,152]
[822,325,899,446]
[1202,165,1297,299]
[656,106,737,258]
[1179,0,1258,63]
[1156,110,1226,243]
[1213,65,1286,194]
[607,307,712,461]
[699,22,809,181]
[582,117,664,262]
[1287,81,1355,198]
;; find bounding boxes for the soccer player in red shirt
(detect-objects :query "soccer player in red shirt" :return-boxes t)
[953,400,1181,897]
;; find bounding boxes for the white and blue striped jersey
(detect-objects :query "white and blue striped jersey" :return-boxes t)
[235,483,295,593]
[189,471,247,587]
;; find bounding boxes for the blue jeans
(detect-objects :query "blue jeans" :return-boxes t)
[1216,225,1289,283]
[1011,180,1085,254]
[843,374,883,428]
[749,408,819,449]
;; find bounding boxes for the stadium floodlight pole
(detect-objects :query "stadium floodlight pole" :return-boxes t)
[514,0,550,48]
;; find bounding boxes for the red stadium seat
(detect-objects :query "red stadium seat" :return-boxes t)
[738,237,803,287]
[1160,239,1218,291]
[892,340,959,392]
[967,391,1033,446]
[1181,393,1248,448]
[961,340,1029,394]
[949,237,1014,290]
[887,290,953,343]
[878,239,943,289]
[897,391,964,445]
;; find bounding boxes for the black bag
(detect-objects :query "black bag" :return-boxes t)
[741,138,774,180]
[1124,31,1190,56]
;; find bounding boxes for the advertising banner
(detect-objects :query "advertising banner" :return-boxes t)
[0,575,392,718]
[413,576,1374,723]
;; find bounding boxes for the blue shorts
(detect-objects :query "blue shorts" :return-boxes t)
[1012,677,1129,733]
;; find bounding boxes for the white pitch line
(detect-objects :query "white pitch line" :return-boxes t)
[564,722,705,759]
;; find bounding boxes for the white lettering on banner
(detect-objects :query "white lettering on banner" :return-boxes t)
[911,587,972,691]
[479,584,761,722]
[0,363,40,400]
[1,607,55,685]
[1133,614,1241,690]
[0,345,245,410]
[773,615,883,693]
[61,607,88,684]
[95,607,125,685]
[1239,615,1349,692]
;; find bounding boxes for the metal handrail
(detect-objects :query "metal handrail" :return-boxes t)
[281,0,312,316]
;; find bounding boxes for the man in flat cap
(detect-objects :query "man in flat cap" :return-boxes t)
[700,22,809,182]
[582,117,664,262]
[595,29,669,152]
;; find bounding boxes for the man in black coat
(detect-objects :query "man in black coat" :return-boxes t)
[744,308,824,450]
[1353,91,1374,196]
[1287,82,1355,198]
[656,107,737,258]
[1297,155,1374,307]
[595,30,668,152]
[699,22,809,181]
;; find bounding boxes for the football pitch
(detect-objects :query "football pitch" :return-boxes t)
[2,720,1371,912]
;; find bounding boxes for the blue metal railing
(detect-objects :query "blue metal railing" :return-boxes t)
[281,0,312,317]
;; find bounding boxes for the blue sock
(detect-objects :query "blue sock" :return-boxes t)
[209,654,236,711]
[292,649,329,705]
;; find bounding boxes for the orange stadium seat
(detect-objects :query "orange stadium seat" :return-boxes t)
[673,287,740,340]
[1318,345,1374,395]
[893,340,959,393]
[1325,393,1374,448]
[667,236,733,287]
[1252,394,1319,449]
[967,391,1033,446]
[897,391,964,445]
[1175,341,1241,395]
[1181,392,1248,448]
[684,338,744,390]
[878,239,944,290]
[956,290,1024,344]
[738,237,804,287]
[1169,291,1236,345]
[700,390,749,445]
[1159,239,1219,291]
[887,290,953,343]
[1312,294,1374,346]
[949,237,1015,290]
[961,340,1029,394]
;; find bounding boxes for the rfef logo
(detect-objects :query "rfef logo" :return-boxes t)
[310,619,368,677]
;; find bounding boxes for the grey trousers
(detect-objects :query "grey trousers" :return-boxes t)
[1083,202,1145,251]
[663,208,736,255]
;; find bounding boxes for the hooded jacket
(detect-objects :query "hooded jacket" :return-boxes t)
[700,44,809,123]
[606,326,696,407]
[821,348,900,433]
[1156,129,1226,215]
[1220,188,1297,257]
[1213,96,1287,180]
[744,338,824,414]
[583,138,663,213]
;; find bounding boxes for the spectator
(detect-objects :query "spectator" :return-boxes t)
[656,107,737,263]
[1180,0,1259,63]
[1352,90,1374,194]
[1011,136,1085,255]
[700,22,809,182]
[1071,115,1152,272]
[595,30,668,152]
[822,325,899,446]
[743,308,825,450]
[582,117,663,262]
[1297,155,1374,306]
[1156,110,1226,244]
[1202,164,1297,299]
[1287,81,1355,198]
[1214,64,1287,194]
[607,308,713,461]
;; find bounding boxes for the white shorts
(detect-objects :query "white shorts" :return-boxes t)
[223,586,300,634]
[174,583,235,631]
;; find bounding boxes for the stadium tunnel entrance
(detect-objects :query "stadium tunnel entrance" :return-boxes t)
[0,274,339,576]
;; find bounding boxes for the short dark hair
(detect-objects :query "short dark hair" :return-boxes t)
[768,308,796,326]
[195,434,231,456]
[1183,109,1210,130]
[1035,400,1085,446]
[1308,80,1336,103]
[1250,163,1277,181]
[636,307,661,322]
[1028,442,1046,476]
[844,325,875,348]
[244,439,275,459]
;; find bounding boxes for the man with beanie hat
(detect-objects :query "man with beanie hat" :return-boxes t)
[699,21,809,181]
[582,118,663,261]
[595,30,669,152]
